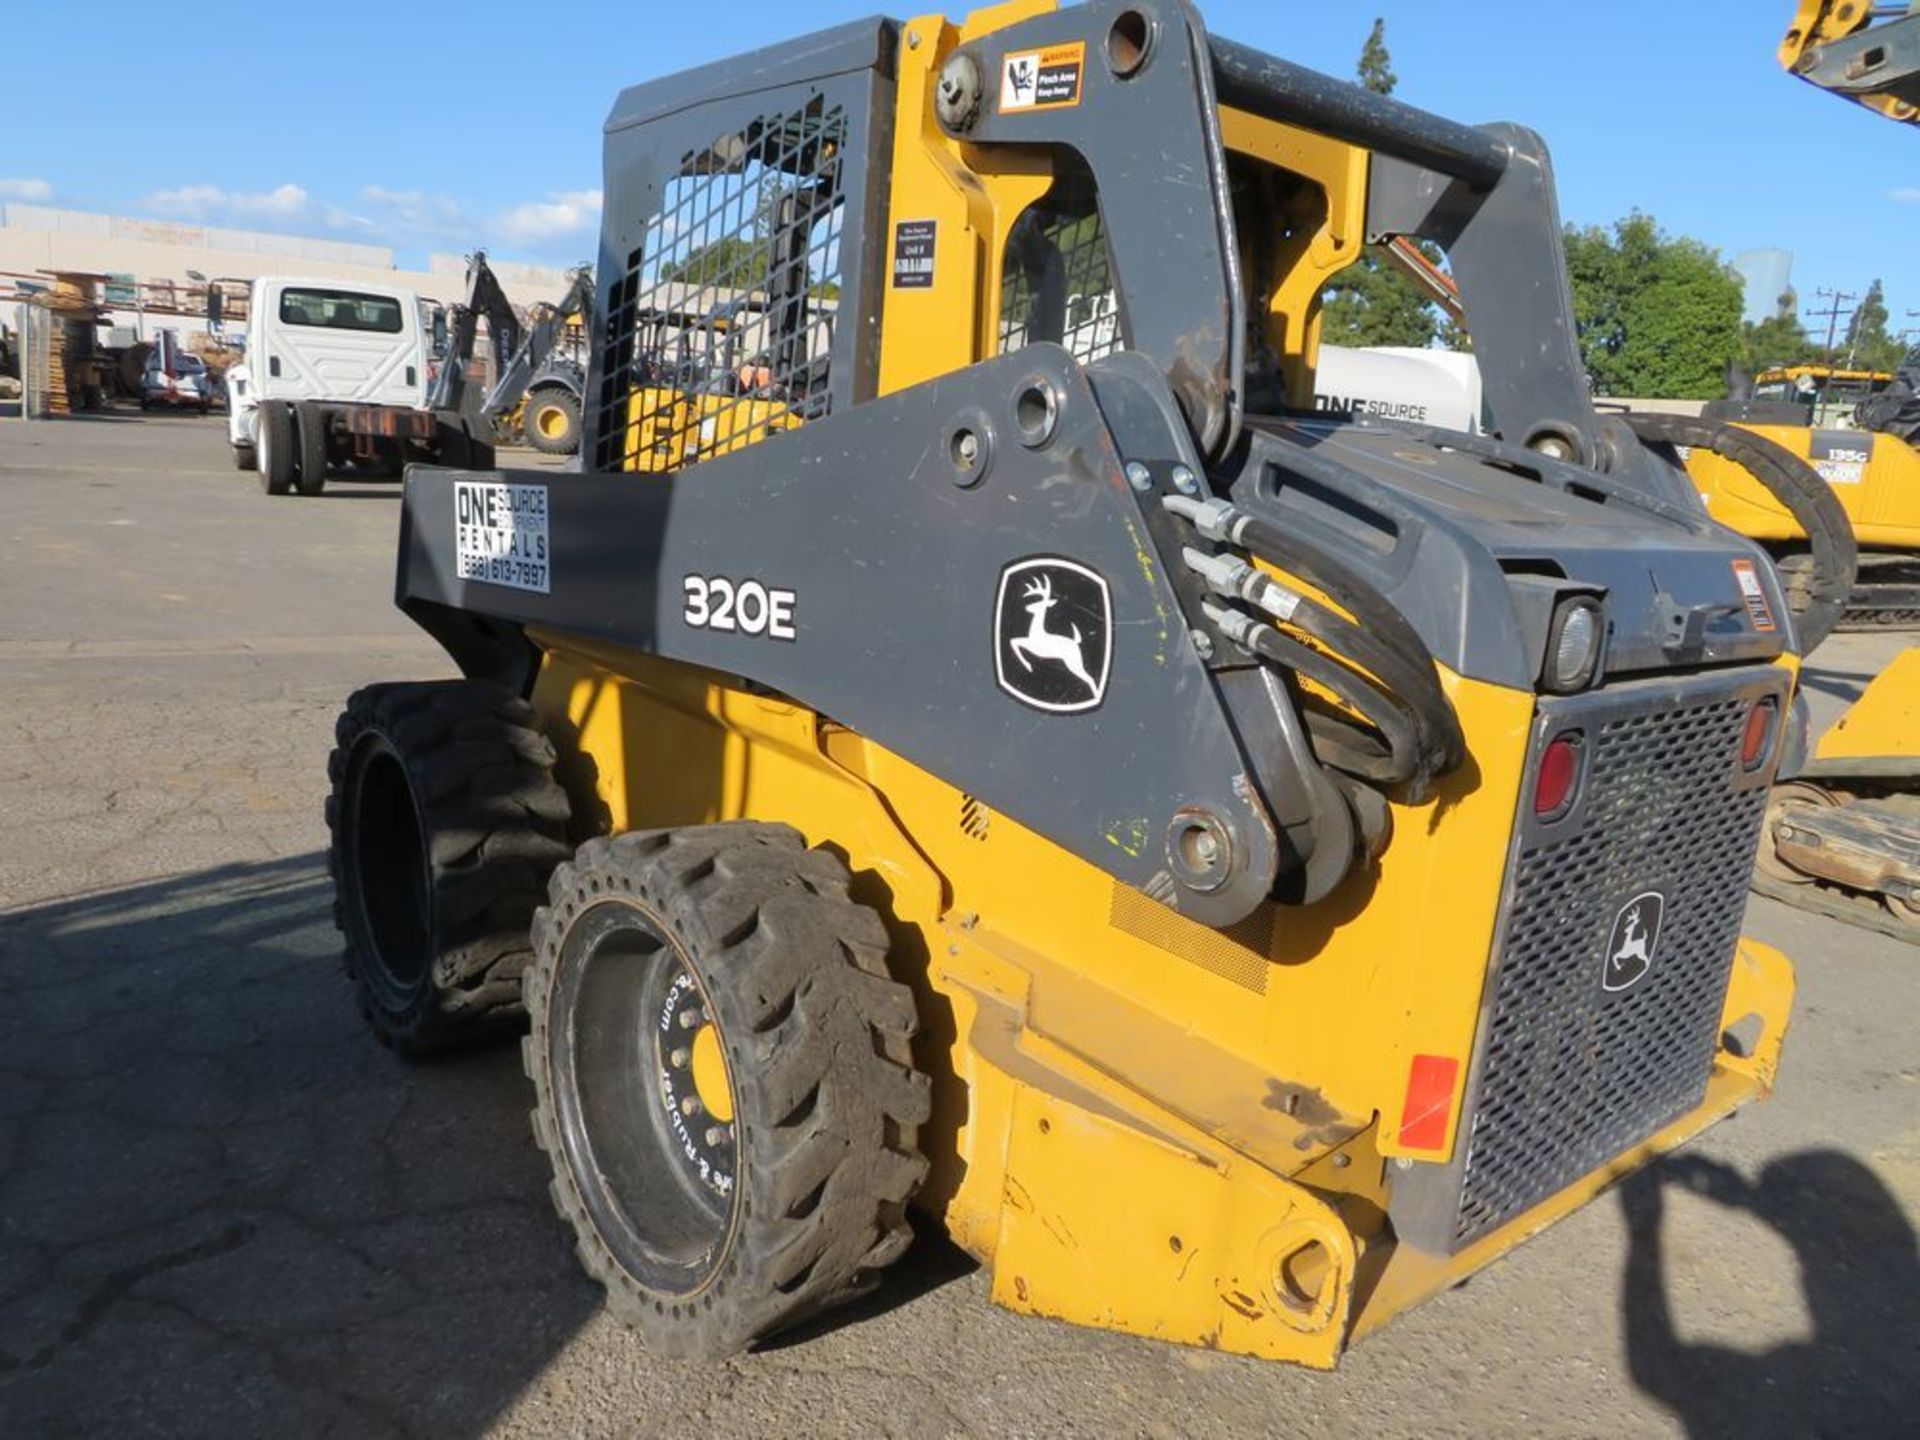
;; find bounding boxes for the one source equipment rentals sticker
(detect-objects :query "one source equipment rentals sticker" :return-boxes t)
[455,480,550,594]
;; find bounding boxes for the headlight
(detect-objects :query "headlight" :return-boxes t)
[1543,597,1604,694]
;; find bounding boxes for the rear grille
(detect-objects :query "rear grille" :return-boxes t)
[1450,675,1780,1249]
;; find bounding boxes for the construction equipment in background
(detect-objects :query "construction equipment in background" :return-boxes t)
[1780,0,1920,123]
[327,1,1802,1367]
[1684,372,1920,630]
[427,252,594,456]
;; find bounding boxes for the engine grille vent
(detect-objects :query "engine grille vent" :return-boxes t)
[1451,680,1776,1249]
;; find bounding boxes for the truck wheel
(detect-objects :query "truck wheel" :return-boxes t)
[524,823,931,1359]
[523,388,582,455]
[327,680,573,1055]
[295,402,330,496]
[258,401,295,495]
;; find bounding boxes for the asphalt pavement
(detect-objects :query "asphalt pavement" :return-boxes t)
[1,413,1914,1438]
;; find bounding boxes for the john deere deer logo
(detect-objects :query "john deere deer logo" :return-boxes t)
[1602,891,1665,993]
[994,557,1112,714]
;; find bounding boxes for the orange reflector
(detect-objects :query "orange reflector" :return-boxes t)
[1741,698,1777,770]
[1397,1053,1461,1152]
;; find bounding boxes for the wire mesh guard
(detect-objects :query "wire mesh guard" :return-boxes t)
[595,96,848,473]
[999,160,1123,367]
[1451,688,1771,1249]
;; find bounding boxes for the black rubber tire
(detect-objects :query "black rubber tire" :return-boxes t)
[524,823,931,1359]
[326,680,573,1055]
[1625,412,1857,654]
[294,401,330,496]
[233,444,255,472]
[522,387,582,456]
[258,401,295,495]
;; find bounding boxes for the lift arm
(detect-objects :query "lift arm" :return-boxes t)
[425,251,524,422]
[1781,2,1920,123]
[480,263,594,423]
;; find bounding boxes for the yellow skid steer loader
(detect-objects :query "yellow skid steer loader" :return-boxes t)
[326,0,1801,1366]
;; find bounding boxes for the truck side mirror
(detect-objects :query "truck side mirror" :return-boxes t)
[431,310,449,359]
[207,285,224,326]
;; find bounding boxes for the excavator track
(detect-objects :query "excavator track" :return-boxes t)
[1839,554,1920,630]
[1751,781,1920,942]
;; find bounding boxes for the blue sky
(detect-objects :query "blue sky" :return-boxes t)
[4,2,1913,332]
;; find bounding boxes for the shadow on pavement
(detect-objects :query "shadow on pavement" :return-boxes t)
[1621,1150,1920,1439]
[0,856,601,1437]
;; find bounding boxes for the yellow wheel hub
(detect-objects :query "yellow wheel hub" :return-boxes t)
[689,1021,734,1124]
[537,404,569,439]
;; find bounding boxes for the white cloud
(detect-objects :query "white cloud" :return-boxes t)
[1891,187,1920,203]
[125,177,600,262]
[142,182,312,221]
[0,177,53,202]
[493,189,602,246]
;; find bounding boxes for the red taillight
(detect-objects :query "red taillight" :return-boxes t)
[1742,697,1778,770]
[1535,732,1583,818]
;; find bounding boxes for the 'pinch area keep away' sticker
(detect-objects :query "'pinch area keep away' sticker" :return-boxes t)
[455,480,550,594]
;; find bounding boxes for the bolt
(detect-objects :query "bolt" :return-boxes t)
[705,1126,729,1147]
[1393,1156,1414,1171]
[1192,830,1221,866]
[678,1009,702,1029]
[906,28,920,48]
[1125,461,1152,492]
[958,911,980,930]
[1330,1152,1352,1169]
[669,1047,690,1068]
[1192,631,1215,661]
[1171,464,1200,496]
[680,1096,704,1118]
[956,431,979,465]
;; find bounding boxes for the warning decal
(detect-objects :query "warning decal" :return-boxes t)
[455,480,550,594]
[1730,558,1775,632]
[1000,43,1086,112]
[891,219,937,289]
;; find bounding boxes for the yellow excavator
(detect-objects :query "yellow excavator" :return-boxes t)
[1657,4,1920,936]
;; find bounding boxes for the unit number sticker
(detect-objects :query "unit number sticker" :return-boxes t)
[683,574,797,641]
[1000,42,1086,112]
[455,480,550,594]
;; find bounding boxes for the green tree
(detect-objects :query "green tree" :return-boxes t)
[1318,19,1447,351]
[1845,278,1906,372]
[1357,18,1396,96]
[1740,287,1813,374]
[1562,212,1744,398]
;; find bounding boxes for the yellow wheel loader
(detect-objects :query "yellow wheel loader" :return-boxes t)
[327,1,1803,1366]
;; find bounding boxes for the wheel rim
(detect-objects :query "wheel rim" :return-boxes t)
[551,900,740,1297]
[343,738,434,1008]
[1754,780,1837,886]
[536,403,570,440]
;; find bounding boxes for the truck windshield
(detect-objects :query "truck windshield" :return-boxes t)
[278,288,405,334]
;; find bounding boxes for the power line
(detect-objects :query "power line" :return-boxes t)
[1804,288,1858,364]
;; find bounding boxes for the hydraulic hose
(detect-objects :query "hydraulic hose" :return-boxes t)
[1167,496,1466,790]
[1183,545,1459,792]
[1203,602,1425,790]
[1624,413,1857,653]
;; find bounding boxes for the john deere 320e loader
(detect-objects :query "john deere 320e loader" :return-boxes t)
[327,0,1800,1366]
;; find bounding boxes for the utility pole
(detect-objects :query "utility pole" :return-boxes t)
[1805,288,1857,365]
